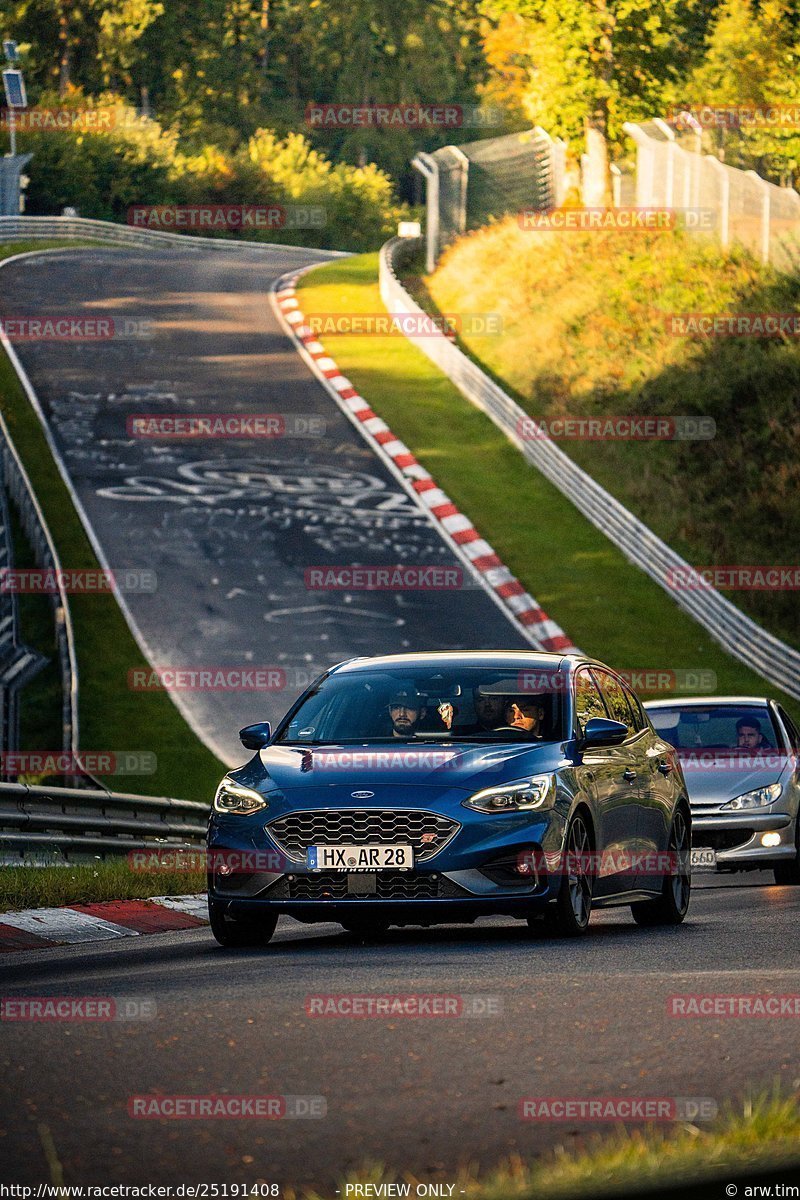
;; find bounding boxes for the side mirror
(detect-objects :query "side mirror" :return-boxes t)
[581,717,628,748]
[239,721,272,750]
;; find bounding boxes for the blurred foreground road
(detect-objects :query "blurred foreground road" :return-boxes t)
[1,874,798,1190]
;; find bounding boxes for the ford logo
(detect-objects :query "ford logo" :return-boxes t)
[351,790,374,799]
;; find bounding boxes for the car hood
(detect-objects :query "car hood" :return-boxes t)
[241,741,567,797]
[676,750,791,805]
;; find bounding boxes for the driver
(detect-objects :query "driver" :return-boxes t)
[735,717,771,750]
[505,697,545,738]
[387,688,426,738]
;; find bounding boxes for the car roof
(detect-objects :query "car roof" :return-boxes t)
[644,696,770,709]
[330,651,578,675]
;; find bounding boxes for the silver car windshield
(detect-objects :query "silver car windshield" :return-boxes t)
[649,704,782,753]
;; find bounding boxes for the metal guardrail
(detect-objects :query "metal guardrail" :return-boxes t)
[0,780,208,863]
[0,410,78,753]
[0,214,337,252]
[380,236,800,702]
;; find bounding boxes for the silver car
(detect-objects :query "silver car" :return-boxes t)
[644,697,800,884]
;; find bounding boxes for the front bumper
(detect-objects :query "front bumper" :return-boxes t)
[692,811,796,868]
[207,804,568,923]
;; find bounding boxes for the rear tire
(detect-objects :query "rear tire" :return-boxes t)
[535,812,593,938]
[208,899,278,947]
[631,807,691,927]
[773,817,800,885]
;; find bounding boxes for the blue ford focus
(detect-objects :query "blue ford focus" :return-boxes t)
[207,652,691,946]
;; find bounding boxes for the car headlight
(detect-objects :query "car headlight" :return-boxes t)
[720,782,782,811]
[464,774,556,813]
[213,778,268,815]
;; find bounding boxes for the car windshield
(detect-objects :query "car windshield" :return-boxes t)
[648,704,782,753]
[274,666,566,745]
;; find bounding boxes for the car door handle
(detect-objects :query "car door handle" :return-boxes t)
[657,761,673,775]
[623,768,637,783]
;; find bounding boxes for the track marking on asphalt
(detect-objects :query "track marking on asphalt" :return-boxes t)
[271,271,579,653]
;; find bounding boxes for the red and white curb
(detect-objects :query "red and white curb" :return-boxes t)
[271,272,578,654]
[0,895,208,952]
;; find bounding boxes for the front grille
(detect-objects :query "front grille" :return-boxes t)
[267,808,460,863]
[274,871,467,901]
[695,829,755,852]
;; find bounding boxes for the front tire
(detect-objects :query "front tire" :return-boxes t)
[631,807,691,927]
[208,899,278,948]
[534,811,594,938]
[773,816,800,885]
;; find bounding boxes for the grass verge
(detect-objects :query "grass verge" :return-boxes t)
[297,254,800,721]
[297,1095,800,1200]
[0,859,204,912]
[0,240,225,798]
[417,219,800,651]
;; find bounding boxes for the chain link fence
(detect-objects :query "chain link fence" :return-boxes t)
[623,119,800,274]
[413,128,566,271]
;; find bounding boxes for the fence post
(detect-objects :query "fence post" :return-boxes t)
[411,152,439,273]
[622,121,652,207]
[653,118,675,209]
[706,157,730,249]
[448,145,470,237]
[746,170,771,265]
[610,164,621,208]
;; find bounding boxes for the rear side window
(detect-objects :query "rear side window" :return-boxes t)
[595,671,635,736]
[574,669,607,735]
[776,707,800,753]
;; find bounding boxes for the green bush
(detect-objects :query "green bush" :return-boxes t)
[11,92,406,251]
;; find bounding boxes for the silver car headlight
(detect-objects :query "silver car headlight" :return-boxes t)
[213,778,269,815]
[720,782,782,811]
[464,774,556,813]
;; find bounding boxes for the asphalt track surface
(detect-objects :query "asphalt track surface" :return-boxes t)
[1,874,798,1188]
[0,245,529,765]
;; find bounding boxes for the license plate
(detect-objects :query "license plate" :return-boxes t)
[307,843,413,871]
[690,847,717,870]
